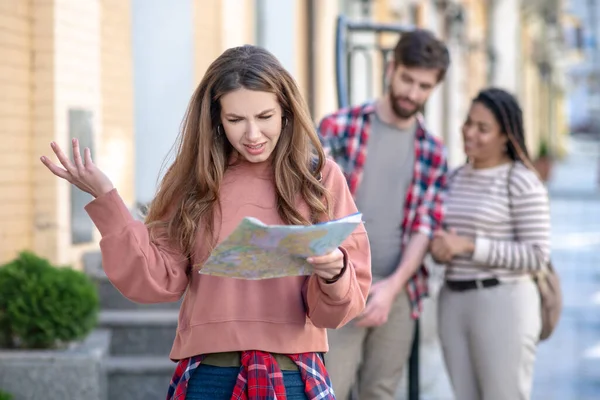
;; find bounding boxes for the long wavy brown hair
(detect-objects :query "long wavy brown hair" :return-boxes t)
[145,45,332,259]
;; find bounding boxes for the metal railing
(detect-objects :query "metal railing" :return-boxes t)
[335,15,414,109]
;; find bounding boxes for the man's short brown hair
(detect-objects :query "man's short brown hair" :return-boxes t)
[393,29,450,82]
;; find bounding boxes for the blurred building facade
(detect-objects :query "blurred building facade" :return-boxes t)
[0,0,575,269]
[0,0,134,267]
[0,1,581,398]
[563,0,600,134]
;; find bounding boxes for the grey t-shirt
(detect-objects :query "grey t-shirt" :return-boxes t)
[353,113,416,279]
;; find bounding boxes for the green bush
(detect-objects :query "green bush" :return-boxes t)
[0,389,13,400]
[537,139,550,159]
[0,251,99,349]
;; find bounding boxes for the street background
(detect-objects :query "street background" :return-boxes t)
[531,135,600,400]
[0,0,599,399]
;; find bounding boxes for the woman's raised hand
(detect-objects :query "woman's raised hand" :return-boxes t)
[40,139,114,198]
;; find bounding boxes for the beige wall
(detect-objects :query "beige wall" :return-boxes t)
[30,0,56,264]
[313,0,340,122]
[193,0,222,84]
[53,0,102,266]
[373,0,397,100]
[192,0,256,86]
[100,0,135,207]
[464,0,489,98]
[0,0,35,264]
[0,0,134,268]
[521,21,540,155]
[294,0,309,102]
[221,0,255,50]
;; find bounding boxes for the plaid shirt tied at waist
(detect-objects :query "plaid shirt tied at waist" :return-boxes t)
[317,101,448,319]
[167,351,335,400]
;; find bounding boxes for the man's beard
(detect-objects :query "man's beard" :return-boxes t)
[389,85,422,119]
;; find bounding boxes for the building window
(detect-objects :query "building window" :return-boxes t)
[341,0,372,19]
[68,109,95,245]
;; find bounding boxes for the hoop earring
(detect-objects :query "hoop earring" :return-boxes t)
[216,124,223,137]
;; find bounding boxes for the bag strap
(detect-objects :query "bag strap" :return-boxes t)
[506,162,555,274]
[506,162,516,233]
[504,163,519,277]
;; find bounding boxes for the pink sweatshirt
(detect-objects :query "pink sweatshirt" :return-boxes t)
[85,158,371,361]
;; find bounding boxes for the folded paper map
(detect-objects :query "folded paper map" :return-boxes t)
[198,212,363,280]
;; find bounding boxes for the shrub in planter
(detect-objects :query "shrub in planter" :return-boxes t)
[0,390,12,400]
[0,251,99,349]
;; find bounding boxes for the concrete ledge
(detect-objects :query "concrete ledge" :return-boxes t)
[0,329,111,400]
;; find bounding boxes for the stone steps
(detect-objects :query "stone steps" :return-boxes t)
[84,252,181,312]
[105,356,175,400]
[98,310,178,356]
[84,251,182,398]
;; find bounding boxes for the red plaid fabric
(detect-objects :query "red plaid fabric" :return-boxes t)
[166,351,335,400]
[318,102,448,319]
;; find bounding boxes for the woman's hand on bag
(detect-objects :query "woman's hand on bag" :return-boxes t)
[430,229,474,264]
[307,248,345,281]
[40,139,115,198]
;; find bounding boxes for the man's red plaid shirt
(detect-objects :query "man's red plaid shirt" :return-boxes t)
[317,101,448,319]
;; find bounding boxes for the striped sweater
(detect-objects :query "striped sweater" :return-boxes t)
[443,162,551,281]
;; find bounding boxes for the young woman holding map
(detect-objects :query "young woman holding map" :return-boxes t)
[40,45,372,399]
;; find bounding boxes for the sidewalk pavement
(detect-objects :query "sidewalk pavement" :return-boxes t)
[531,136,600,400]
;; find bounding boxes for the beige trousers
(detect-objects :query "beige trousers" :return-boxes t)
[325,291,415,400]
[438,279,541,400]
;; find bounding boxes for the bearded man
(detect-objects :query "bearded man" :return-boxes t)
[318,29,450,400]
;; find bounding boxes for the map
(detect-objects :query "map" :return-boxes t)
[197,212,363,280]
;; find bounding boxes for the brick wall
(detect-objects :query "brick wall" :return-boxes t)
[30,0,57,265]
[0,0,134,267]
[0,0,34,264]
